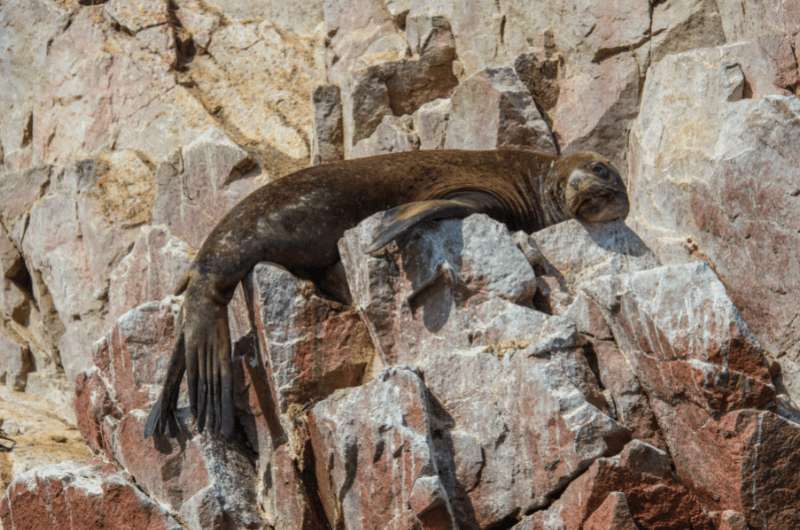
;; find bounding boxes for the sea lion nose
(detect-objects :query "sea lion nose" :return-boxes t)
[569,171,589,190]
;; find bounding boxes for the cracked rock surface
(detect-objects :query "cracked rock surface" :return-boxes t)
[1,0,800,528]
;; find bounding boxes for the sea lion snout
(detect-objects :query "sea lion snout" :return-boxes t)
[561,154,630,223]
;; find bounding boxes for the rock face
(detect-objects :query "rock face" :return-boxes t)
[68,214,800,529]
[1,0,800,528]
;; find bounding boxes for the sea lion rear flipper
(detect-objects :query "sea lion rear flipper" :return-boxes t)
[144,332,186,438]
[193,310,235,438]
[367,195,494,255]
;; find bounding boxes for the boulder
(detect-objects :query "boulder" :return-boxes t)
[0,462,181,530]
[627,43,800,395]
[515,440,713,530]
[309,367,456,530]
[445,67,556,152]
[152,128,259,249]
[311,84,345,165]
[108,225,194,322]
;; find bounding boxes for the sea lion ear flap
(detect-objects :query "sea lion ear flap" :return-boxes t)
[366,197,486,255]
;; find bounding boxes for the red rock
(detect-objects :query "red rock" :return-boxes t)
[583,492,638,530]
[583,262,800,527]
[76,296,264,529]
[74,368,119,458]
[112,412,210,508]
[92,298,181,414]
[517,440,713,530]
[0,462,181,530]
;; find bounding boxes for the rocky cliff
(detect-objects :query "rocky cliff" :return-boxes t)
[0,0,799,529]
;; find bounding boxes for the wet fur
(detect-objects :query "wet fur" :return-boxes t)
[145,149,628,440]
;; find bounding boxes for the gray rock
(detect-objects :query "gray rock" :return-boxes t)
[525,219,660,295]
[153,128,261,249]
[627,42,800,396]
[420,346,629,527]
[413,98,451,150]
[246,262,374,417]
[350,114,419,158]
[309,367,456,530]
[311,84,345,165]
[0,333,33,391]
[445,67,556,152]
[339,212,547,364]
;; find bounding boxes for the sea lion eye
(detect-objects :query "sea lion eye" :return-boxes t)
[591,162,610,179]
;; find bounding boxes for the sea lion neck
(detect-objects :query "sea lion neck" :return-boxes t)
[539,161,570,226]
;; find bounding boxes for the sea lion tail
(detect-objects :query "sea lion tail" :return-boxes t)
[144,332,186,439]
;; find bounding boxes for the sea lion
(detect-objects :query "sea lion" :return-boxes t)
[144,149,629,439]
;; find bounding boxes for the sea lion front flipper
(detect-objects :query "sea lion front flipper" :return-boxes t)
[366,195,495,255]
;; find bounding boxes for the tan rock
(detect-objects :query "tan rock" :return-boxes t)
[649,0,726,64]
[181,17,323,173]
[104,0,169,33]
[716,0,800,42]
[550,54,640,166]
[34,7,215,165]
[342,20,457,151]
[413,98,451,150]
[0,334,34,391]
[0,387,92,494]
[0,0,69,172]
[514,50,562,112]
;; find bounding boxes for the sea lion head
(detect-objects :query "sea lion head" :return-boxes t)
[553,152,630,223]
